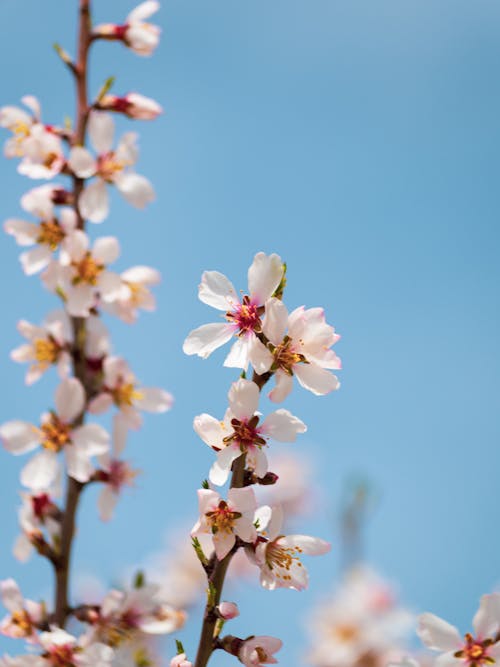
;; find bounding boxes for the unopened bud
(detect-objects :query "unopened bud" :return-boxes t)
[98,93,162,120]
[217,601,239,620]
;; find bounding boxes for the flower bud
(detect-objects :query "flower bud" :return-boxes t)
[170,654,192,667]
[97,93,162,120]
[217,601,239,620]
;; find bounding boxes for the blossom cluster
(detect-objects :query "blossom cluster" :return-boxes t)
[0,3,184,667]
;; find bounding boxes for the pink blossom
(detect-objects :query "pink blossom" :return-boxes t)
[239,636,283,666]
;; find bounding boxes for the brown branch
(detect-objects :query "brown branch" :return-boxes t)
[193,370,272,667]
[52,0,93,628]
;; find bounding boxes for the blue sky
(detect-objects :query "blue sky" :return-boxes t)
[0,1,499,665]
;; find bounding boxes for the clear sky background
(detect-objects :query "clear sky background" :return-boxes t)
[0,1,499,665]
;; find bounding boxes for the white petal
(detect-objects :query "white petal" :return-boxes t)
[4,219,38,246]
[234,516,257,544]
[199,271,238,310]
[135,387,173,413]
[68,146,96,178]
[113,415,128,455]
[294,362,339,395]
[473,593,500,638]
[434,654,463,667]
[121,265,160,285]
[224,335,251,370]
[20,246,51,275]
[93,236,120,264]
[116,172,155,208]
[62,229,88,262]
[193,413,226,449]
[98,486,118,522]
[72,424,110,456]
[249,336,273,375]
[128,0,160,21]
[88,394,113,415]
[417,613,462,651]
[66,285,94,317]
[183,323,233,358]
[55,378,85,423]
[247,252,283,303]
[65,447,92,483]
[0,579,24,613]
[268,370,293,403]
[79,180,109,224]
[13,534,33,562]
[228,486,257,514]
[98,271,123,302]
[0,421,39,454]
[213,531,236,560]
[228,378,259,420]
[278,534,330,556]
[262,297,288,345]
[88,111,114,154]
[209,447,241,486]
[21,450,59,490]
[261,409,306,442]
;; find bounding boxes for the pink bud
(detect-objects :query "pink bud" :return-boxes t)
[98,93,162,120]
[217,601,239,620]
[170,654,192,667]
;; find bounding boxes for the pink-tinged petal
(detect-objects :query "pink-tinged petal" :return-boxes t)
[88,111,114,154]
[197,488,220,515]
[79,180,109,223]
[103,356,130,386]
[68,146,96,178]
[228,486,257,514]
[98,271,123,302]
[417,613,462,651]
[4,219,38,246]
[79,643,114,667]
[65,447,93,483]
[247,252,283,303]
[278,534,331,556]
[21,450,58,490]
[262,297,288,346]
[13,534,33,563]
[193,413,226,449]
[98,486,118,522]
[21,95,41,119]
[434,655,463,667]
[261,409,306,442]
[66,285,95,317]
[0,579,23,613]
[116,172,155,208]
[253,448,268,478]
[120,406,143,430]
[72,424,109,456]
[209,446,241,486]
[198,270,238,310]
[11,344,34,363]
[115,132,139,165]
[488,645,500,661]
[61,229,88,263]
[234,516,257,544]
[113,414,129,456]
[213,531,236,560]
[265,506,284,541]
[88,394,113,415]
[20,246,51,275]
[59,208,78,234]
[121,265,161,285]
[183,323,234,358]
[56,352,72,379]
[0,421,39,454]
[224,335,251,370]
[294,362,339,396]
[268,370,293,403]
[20,184,55,219]
[249,336,274,375]
[135,387,173,413]
[228,378,259,420]
[55,377,85,423]
[473,593,500,638]
[128,0,160,21]
[17,320,42,340]
[93,236,120,264]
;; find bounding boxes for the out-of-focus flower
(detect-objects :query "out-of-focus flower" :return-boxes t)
[417,594,500,667]
[170,653,192,667]
[88,356,173,430]
[0,579,44,640]
[68,111,154,223]
[0,96,40,159]
[0,377,109,489]
[191,487,257,560]
[255,297,341,402]
[102,265,161,324]
[37,627,114,667]
[194,378,306,486]
[251,506,330,591]
[93,1,161,57]
[97,93,162,120]
[13,484,61,562]
[183,252,284,370]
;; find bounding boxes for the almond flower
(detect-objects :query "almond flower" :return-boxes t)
[93,2,161,57]
[4,207,77,276]
[43,231,122,317]
[93,584,185,645]
[417,594,500,667]
[194,378,306,486]
[37,627,114,667]
[183,252,284,370]
[102,265,161,324]
[0,579,44,641]
[17,124,65,180]
[0,377,109,489]
[251,506,330,591]
[0,95,40,159]
[68,111,154,223]
[88,356,173,430]
[13,486,61,562]
[20,184,73,220]
[239,636,283,666]
[97,93,162,120]
[253,297,341,402]
[192,487,258,560]
[10,311,72,385]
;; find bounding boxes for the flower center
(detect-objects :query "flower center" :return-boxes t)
[455,635,496,667]
[98,152,126,182]
[271,336,306,374]
[265,540,302,582]
[111,381,143,407]
[10,610,33,637]
[205,500,241,534]
[71,252,104,285]
[332,623,359,643]
[34,337,60,364]
[37,220,65,250]
[125,280,147,306]
[223,415,266,451]
[108,460,137,491]
[47,644,78,667]
[43,151,59,169]
[226,295,261,335]
[255,647,270,662]
[39,414,72,452]
[31,493,51,519]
